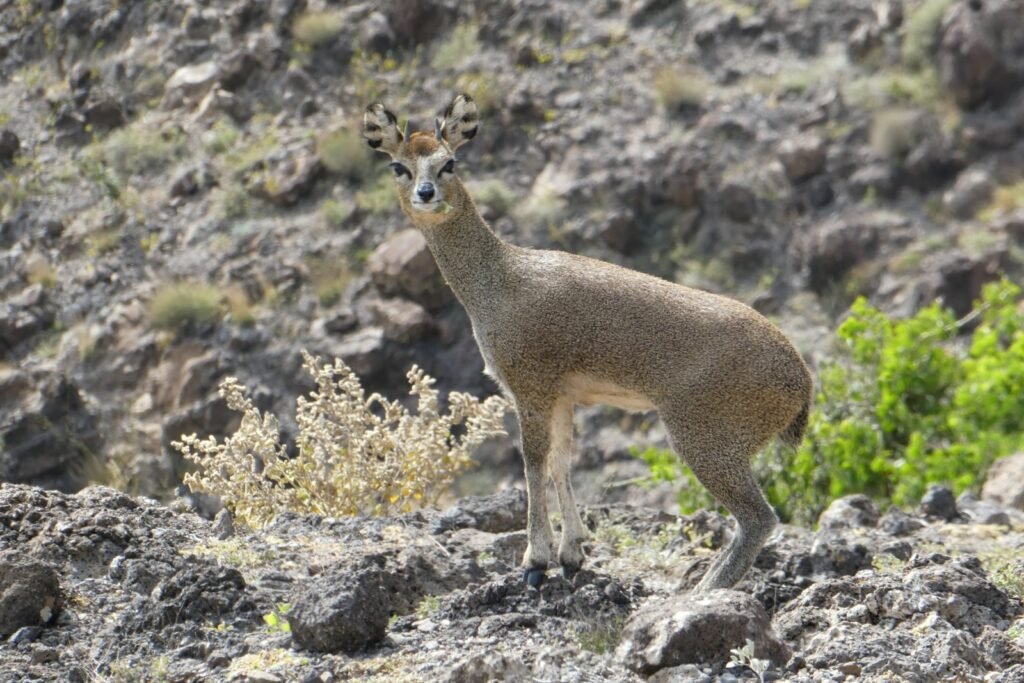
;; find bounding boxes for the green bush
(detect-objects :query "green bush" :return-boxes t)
[643,280,1024,526]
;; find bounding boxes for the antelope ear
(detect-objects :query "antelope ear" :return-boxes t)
[437,93,479,151]
[362,103,404,157]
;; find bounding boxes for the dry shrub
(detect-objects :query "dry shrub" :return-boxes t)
[175,352,510,527]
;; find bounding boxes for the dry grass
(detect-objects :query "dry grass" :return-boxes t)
[977,180,1024,223]
[653,66,710,113]
[149,282,223,331]
[869,108,926,159]
[902,0,956,70]
[317,128,374,183]
[292,10,346,47]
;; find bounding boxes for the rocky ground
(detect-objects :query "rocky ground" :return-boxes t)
[3,0,1024,680]
[2,0,1024,500]
[2,469,1024,682]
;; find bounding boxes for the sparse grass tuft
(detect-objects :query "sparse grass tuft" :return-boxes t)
[25,254,57,288]
[903,0,956,70]
[573,616,626,654]
[977,180,1024,223]
[91,120,186,178]
[317,128,374,183]
[149,281,223,331]
[87,228,121,257]
[455,72,498,114]
[224,285,256,327]
[204,119,242,155]
[980,551,1024,599]
[514,185,567,229]
[292,10,346,47]
[872,553,909,574]
[468,178,516,217]
[356,175,398,215]
[653,66,709,113]
[305,254,355,307]
[415,595,441,619]
[215,185,251,220]
[869,108,925,159]
[432,23,480,70]
[321,198,354,228]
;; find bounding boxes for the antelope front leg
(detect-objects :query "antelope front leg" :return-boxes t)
[518,404,555,587]
[548,402,586,576]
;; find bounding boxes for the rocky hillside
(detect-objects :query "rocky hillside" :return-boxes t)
[1,475,1024,681]
[1,0,1023,500]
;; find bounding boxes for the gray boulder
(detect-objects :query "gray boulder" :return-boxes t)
[616,589,789,675]
[778,133,827,183]
[0,376,102,492]
[939,0,1024,108]
[0,555,62,636]
[434,488,528,534]
[982,453,1024,511]
[818,494,881,531]
[289,565,398,653]
[367,229,451,310]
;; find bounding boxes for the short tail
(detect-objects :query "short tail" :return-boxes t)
[780,399,810,449]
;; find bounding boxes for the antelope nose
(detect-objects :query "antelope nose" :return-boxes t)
[416,183,435,202]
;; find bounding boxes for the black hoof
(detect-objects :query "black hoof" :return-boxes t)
[561,564,580,580]
[524,567,546,588]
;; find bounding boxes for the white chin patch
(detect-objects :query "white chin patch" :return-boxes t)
[411,201,445,214]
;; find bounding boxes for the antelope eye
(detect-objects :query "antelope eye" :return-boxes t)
[439,159,455,176]
[389,162,411,179]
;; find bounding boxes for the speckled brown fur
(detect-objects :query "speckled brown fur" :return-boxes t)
[363,94,814,591]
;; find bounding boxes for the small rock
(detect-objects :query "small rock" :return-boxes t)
[82,96,126,130]
[944,167,995,219]
[0,284,54,354]
[920,485,960,521]
[321,307,358,335]
[367,229,451,309]
[778,134,827,183]
[328,326,390,379]
[289,566,394,653]
[649,147,703,208]
[434,488,528,534]
[8,625,43,645]
[193,87,250,124]
[617,590,790,675]
[956,493,1011,527]
[847,23,882,62]
[258,154,323,206]
[800,212,890,293]
[818,494,880,531]
[163,61,220,109]
[981,453,1024,511]
[213,509,235,540]
[217,50,260,91]
[0,129,19,164]
[0,556,62,637]
[370,297,433,343]
[719,183,757,223]
[849,163,899,199]
[445,651,529,683]
[597,211,635,253]
[878,510,926,536]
